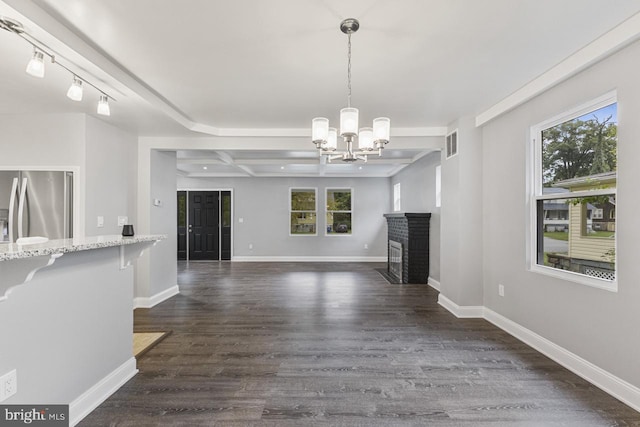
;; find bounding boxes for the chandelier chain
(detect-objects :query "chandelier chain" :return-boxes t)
[347,32,352,108]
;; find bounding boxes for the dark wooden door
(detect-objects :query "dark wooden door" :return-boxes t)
[188,191,219,260]
[221,191,231,260]
[177,191,187,260]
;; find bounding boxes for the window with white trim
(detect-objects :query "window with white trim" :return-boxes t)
[290,188,317,235]
[393,183,401,212]
[530,92,617,288]
[326,188,352,235]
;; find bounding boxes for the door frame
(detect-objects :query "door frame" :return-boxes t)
[177,188,234,261]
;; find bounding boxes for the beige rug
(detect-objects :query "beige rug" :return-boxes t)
[133,331,170,358]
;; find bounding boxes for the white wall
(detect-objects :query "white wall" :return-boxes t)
[440,118,483,306]
[481,39,640,387]
[0,113,85,167]
[177,176,390,259]
[390,151,442,281]
[84,116,137,236]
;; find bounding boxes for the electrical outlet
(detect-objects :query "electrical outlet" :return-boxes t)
[364,243,368,249]
[249,243,253,250]
[498,284,505,297]
[97,216,104,228]
[117,216,128,227]
[0,369,17,402]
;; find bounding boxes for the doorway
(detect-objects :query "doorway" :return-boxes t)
[177,190,232,261]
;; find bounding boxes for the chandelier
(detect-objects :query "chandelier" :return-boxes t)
[312,18,390,162]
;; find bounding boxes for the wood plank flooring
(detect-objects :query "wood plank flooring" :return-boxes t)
[80,262,640,426]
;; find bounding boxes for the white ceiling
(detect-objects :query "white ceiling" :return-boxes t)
[1,0,640,177]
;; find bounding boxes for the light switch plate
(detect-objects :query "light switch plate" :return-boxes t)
[97,216,104,228]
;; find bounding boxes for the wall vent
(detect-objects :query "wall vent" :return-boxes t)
[446,130,458,158]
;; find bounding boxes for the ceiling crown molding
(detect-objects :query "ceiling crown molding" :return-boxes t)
[476,11,640,127]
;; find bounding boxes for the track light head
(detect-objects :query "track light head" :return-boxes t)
[26,49,45,78]
[66,76,83,101]
[97,94,110,116]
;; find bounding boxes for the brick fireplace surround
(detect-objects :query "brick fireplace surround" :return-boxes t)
[383,213,431,284]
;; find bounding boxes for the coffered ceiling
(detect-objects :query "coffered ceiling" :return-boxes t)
[1,0,640,177]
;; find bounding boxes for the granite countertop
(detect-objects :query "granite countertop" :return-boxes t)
[0,235,167,262]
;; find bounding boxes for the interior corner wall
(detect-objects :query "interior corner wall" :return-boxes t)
[148,150,177,296]
[390,151,442,282]
[440,117,483,306]
[84,116,137,236]
[481,39,640,387]
[177,176,390,259]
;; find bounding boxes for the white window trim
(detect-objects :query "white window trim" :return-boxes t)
[527,90,617,292]
[289,187,318,237]
[325,187,353,236]
[435,165,441,208]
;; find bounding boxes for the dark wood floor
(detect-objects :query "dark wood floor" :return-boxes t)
[80,262,640,426]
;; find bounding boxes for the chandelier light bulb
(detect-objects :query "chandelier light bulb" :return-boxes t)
[97,94,111,116]
[312,117,329,142]
[66,76,83,101]
[25,49,45,78]
[358,127,374,150]
[340,107,359,137]
[327,128,338,151]
[373,117,391,142]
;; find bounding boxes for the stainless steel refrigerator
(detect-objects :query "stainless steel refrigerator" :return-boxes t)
[0,170,73,243]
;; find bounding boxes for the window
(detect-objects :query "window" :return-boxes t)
[290,188,317,235]
[446,130,458,158]
[393,183,401,212]
[435,165,441,208]
[326,188,352,235]
[530,92,617,289]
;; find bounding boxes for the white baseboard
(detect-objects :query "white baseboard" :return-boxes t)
[133,285,179,309]
[231,256,387,262]
[436,288,640,412]
[484,308,640,413]
[427,277,441,291]
[437,294,484,318]
[69,357,138,426]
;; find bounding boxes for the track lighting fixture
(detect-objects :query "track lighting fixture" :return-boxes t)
[25,48,45,78]
[97,94,110,116]
[1,16,115,115]
[66,76,83,101]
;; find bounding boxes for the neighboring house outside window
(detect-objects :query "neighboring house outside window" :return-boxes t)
[530,92,617,289]
[326,188,352,235]
[290,188,317,235]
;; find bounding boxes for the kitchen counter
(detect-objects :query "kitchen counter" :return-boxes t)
[0,234,166,261]
[0,233,167,423]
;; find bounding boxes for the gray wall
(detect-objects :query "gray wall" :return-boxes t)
[440,117,484,306]
[177,176,390,259]
[481,39,640,387]
[85,116,137,236]
[390,151,442,281]
[0,113,138,240]
[0,247,133,404]
[149,150,177,295]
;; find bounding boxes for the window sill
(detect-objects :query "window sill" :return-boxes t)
[529,264,617,292]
